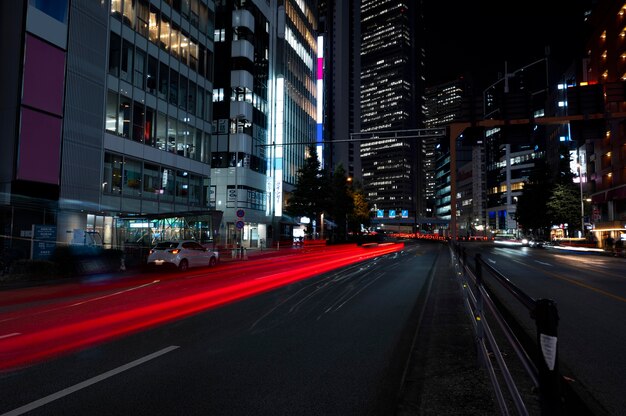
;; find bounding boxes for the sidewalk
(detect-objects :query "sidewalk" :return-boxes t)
[395,245,499,415]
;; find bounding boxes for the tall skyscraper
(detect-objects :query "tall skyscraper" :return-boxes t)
[359,0,425,218]
[318,0,362,181]
[211,0,318,248]
[424,79,467,221]
[268,0,319,243]
[211,0,273,248]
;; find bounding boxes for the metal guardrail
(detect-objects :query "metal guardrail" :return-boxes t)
[451,242,562,416]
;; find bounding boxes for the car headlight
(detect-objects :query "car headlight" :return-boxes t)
[521,238,529,245]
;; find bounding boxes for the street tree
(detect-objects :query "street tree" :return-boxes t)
[326,164,354,242]
[347,182,371,235]
[546,182,582,236]
[284,145,327,235]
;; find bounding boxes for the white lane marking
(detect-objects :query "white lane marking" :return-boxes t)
[535,260,552,266]
[325,272,385,313]
[488,258,497,264]
[1,345,179,416]
[0,332,20,340]
[0,281,161,324]
[69,281,160,306]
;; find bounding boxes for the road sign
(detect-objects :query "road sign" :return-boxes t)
[236,209,245,218]
[236,220,245,229]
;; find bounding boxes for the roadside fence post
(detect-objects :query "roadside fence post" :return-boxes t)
[474,253,485,367]
[461,247,467,267]
[531,298,562,415]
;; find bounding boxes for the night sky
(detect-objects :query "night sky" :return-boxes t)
[424,0,592,88]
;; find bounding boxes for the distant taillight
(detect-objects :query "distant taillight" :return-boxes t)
[169,249,180,254]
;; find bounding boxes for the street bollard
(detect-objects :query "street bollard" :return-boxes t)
[531,298,562,415]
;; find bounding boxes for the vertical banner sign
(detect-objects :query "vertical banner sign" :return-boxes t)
[31,225,57,260]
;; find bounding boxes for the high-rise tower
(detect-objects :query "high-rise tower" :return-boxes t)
[318,0,362,181]
[359,0,425,218]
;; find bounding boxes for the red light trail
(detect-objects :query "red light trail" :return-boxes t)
[0,243,403,371]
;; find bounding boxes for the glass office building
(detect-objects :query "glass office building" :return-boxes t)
[0,0,218,260]
[359,0,425,218]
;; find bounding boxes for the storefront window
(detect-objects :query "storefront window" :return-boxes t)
[105,90,118,133]
[189,174,202,206]
[108,32,121,77]
[103,153,123,194]
[143,163,160,199]
[161,168,175,201]
[167,117,177,153]
[145,106,155,146]
[147,55,157,94]
[158,62,168,100]
[120,40,133,83]
[177,119,189,157]
[118,96,131,137]
[123,157,142,196]
[132,101,144,143]
[176,170,189,203]
[156,112,167,150]
[134,48,146,89]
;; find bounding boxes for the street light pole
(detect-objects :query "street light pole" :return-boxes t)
[578,161,584,238]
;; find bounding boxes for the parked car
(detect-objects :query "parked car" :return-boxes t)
[147,240,219,271]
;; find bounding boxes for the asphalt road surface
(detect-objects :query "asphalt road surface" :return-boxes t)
[0,243,444,416]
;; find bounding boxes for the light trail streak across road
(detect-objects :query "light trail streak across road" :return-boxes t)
[0,243,404,372]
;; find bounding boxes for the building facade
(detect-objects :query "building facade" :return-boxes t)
[359,0,426,219]
[1,0,219,260]
[210,0,318,249]
[425,79,465,219]
[482,59,552,235]
[211,0,273,249]
[318,0,361,181]
[269,0,319,243]
[581,0,626,245]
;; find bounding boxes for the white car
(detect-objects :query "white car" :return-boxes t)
[147,240,219,271]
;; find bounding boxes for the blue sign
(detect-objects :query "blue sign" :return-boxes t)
[402,210,408,218]
[377,210,384,218]
[32,225,57,260]
[389,210,396,218]
[236,220,245,229]
[236,209,245,218]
